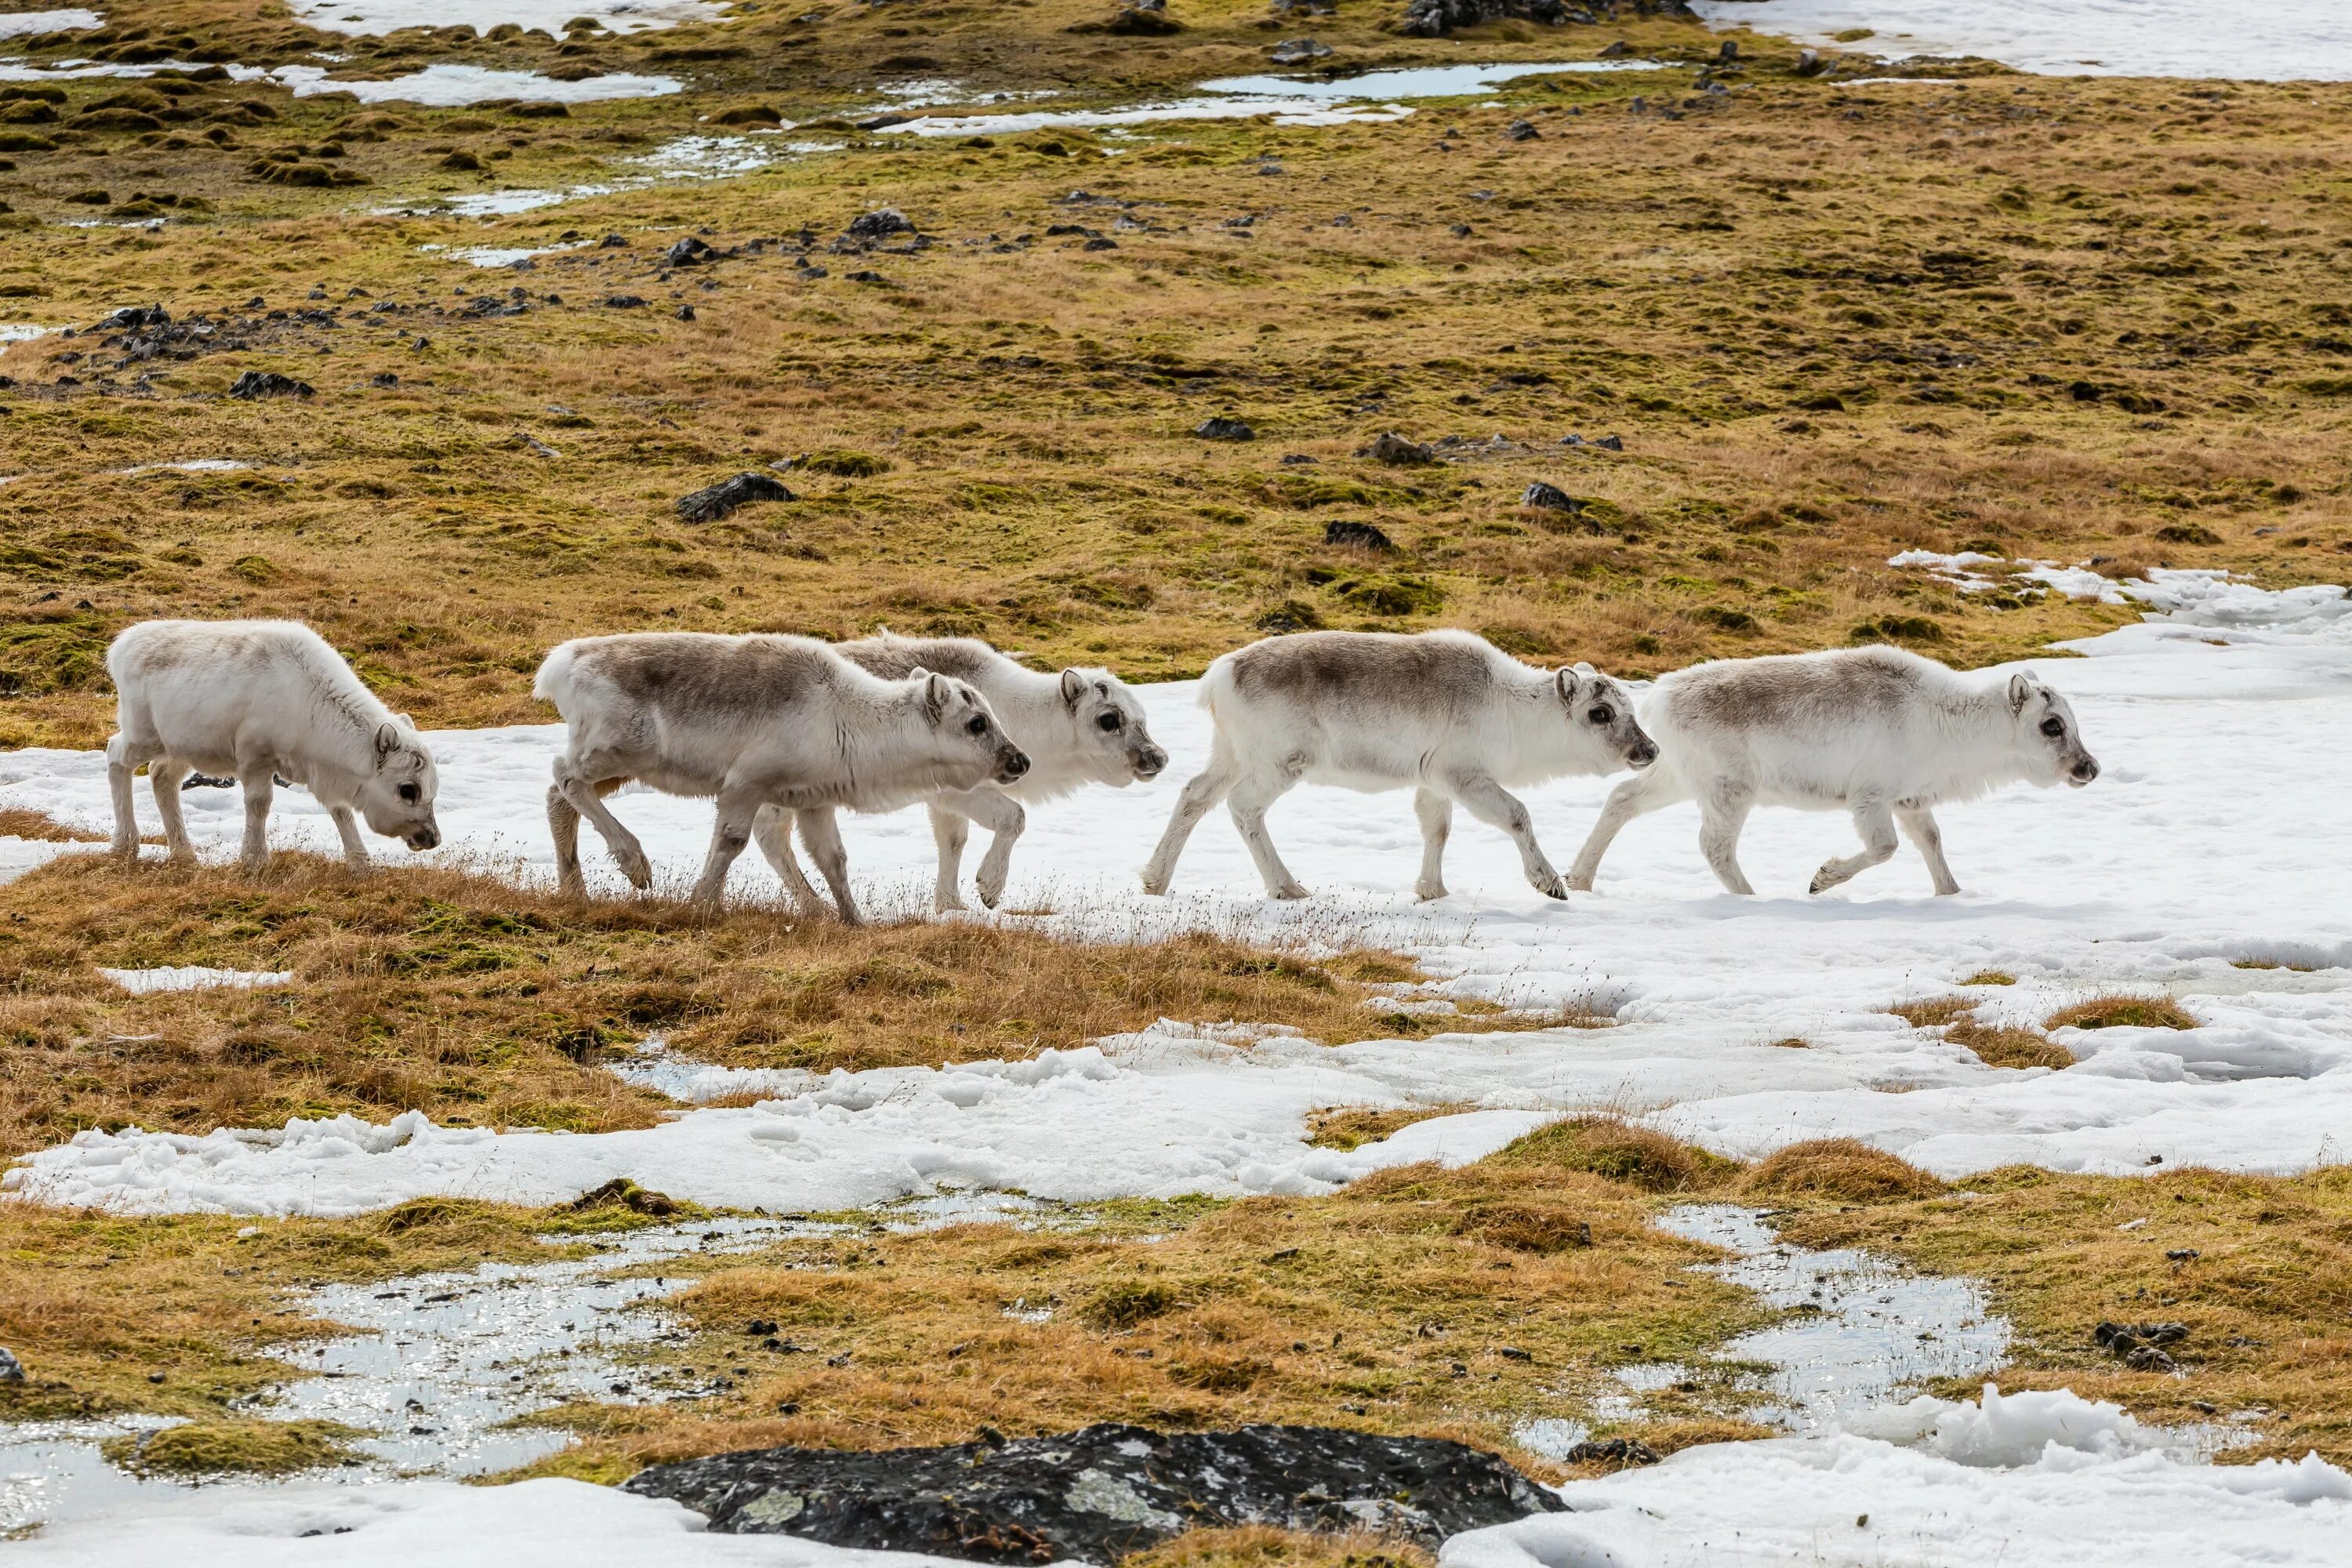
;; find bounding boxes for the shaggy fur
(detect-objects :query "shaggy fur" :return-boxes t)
[1142,630,1657,902]
[1568,645,2100,897]
[104,619,441,871]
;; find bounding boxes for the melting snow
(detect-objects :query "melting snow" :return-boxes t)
[1693,0,2352,82]
[97,967,293,995]
[270,63,681,105]
[0,9,100,38]
[285,0,731,35]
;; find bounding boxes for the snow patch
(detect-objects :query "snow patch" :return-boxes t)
[271,63,681,105]
[285,0,731,36]
[97,967,294,995]
[1693,0,2352,82]
[0,10,100,38]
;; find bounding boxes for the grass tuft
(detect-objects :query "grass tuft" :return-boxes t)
[1744,1139,1944,1204]
[1492,1116,1737,1194]
[101,1417,362,1476]
[2045,996,2198,1032]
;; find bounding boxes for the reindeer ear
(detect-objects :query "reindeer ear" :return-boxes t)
[374,721,401,760]
[924,672,952,721]
[1555,667,1579,702]
[1573,661,1597,679]
[1060,667,1088,709]
[2007,672,2036,714]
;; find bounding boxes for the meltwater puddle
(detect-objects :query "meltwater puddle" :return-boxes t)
[2,1194,1038,1536]
[1514,1203,2009,1458]
[1659,1204,2012,1429]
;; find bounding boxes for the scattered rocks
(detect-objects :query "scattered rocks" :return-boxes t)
[227,370,313,400]
[1563,1437,1661,1468]
[1269,38,1334,64]
[1271,0,1334,13]
[844,270,888,285]
[677,471,797,524]
[665,236,716,267]
[1359,430,1435,466]
[1076,0,1184,35]
[2094,1319,2187,1374]
[625,1422,1563,1559]
[845,208,917,243]
[1399,0,1616,38]
[1256,599,1324,633]
[0,1345,24,1385]
[1504,119,1540,142]
[1196,416,1256,441]
[1520,481,1583,512]
[96,303,169,331]
[1325,519,1396,552]
[604,294,649,309]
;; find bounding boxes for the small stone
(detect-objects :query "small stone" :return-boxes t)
[1269,38,1333,65]
[97,303,169,330]
[1594,434,1624,452]
[675,303,696,321]
[1795,48,1824,76]
[1504,119,1540,142]
[1450,222,1473,237]
[148,1371,167,1384]
[1717,39,1739,62]
[1196,416,1256,441]
[1279,453,1317,466]
[1563,1437,1660,1468]
[369,372,398,388]
[665,236,716,267]
[1521,481,1582,512]
[0,1346,24,1385]
[604,295,648,309]
[228,370,314,400]
[677,471,796,524]
[1082,237,1119,251]
[2124,1345,2178,1374]
[1324,520,1394,552]
[1599,40,1633,58]
[1359,430,1435,466]
[600,233,628,247]
[845,270,888,284]
[845,208,916,241]
[746,1319,779,1336]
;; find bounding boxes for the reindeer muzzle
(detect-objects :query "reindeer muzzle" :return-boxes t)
[996,747,1033,784]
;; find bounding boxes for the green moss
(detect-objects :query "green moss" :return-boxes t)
[101,1418,363,1476]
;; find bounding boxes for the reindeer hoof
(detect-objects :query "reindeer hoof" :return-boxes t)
[1566,873,1595,894]
[1139,873,1171,897]
[1269,882,1311,902]
[617,854,653,890]
[1414,883,1447,902]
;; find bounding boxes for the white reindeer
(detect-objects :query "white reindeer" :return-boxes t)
[781,633,1168,912]
[532,632,1030,919]
[104,619,441,871]
[1141,629,1658,901]
[1567,645,2100,897]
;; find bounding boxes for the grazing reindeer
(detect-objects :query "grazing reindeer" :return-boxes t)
[1568,645,2100,897]
[532,632,1029,918]
[105,619,440,871]
[1142,630,1657,901]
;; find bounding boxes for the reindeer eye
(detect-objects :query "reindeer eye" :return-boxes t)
[1097,712,1123,732]
[2040,717,2065,737]
[1587,706,1614,726]
[397,783,420,804]
[967,715,989,736]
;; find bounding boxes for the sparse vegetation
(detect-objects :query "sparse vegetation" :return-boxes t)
[2046,996,2200,1032]
[1893,995,2075,1070]
[0,854,1530,1157]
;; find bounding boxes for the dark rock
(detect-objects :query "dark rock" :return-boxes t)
[1360,430,1435,466]
[1795,48,1825,76]
[677,472,796,524]
[228,370,314,400]
[1504,119,1540,142]
[1279,453,1318,465]
[1594,434,1624,451]
[1520,481,1583,512]
[626,1422,1562,1559]
[1082,237,1119,251]
[1325,520,1396,552]
[1269,38,1333,64]
[2124,1345,2179,1373]
[2068,380,2102,402]
[856,113,916,131]
[1080,1,1184,34]
[1397,0,1632,38]
[1450,223,1473,237]
[666,236,716,267]
[844,270,888,284]
[846,208,917,242]
[604,295,648,309]
[676,304,697,321]
[600,233,628,248]
[1256,599,1324,633]
[1599,39,1632,57]
[1563,1437,1660,1468]
[370,372,398,387]
[0,1345,23,1385]
[1196,416,1256,441]
[97,303,169,330]
[1716,39,1739,61]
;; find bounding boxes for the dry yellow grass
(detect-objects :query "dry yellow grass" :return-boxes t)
[2045,995,2200,1032]
[1304,1105,1478,1152]
[1743,1138,1944,1204]
[1,27,2347,746]
[0,853,1529,1157]
[1892,994,2074,1071]
[1123,1527,1431,1568]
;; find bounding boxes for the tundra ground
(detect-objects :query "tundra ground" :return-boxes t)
[0,0,2348,1526]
